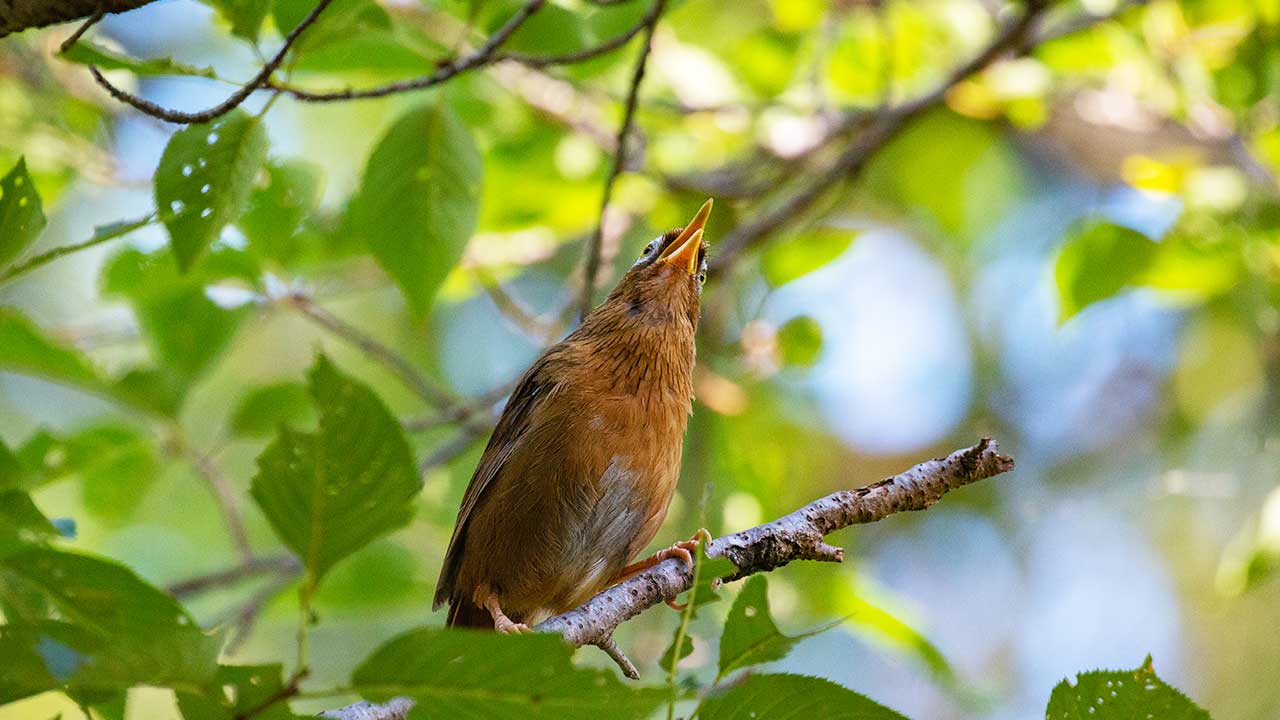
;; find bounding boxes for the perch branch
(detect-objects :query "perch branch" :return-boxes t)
[321,438,1014,719]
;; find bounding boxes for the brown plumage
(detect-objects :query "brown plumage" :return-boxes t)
[435,200,714,631]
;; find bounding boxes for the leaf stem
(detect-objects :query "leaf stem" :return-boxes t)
[0,214,154,287]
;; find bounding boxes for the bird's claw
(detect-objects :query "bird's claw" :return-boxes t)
[495,618,532,634]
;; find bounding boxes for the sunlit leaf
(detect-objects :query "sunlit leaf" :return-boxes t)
[777,316,823,368]
[208,0,271,42]
[1054,219,1157,322]
[251,355,420,584]
[0,549,219,699]
[1046,656,1211,719]
[58,39,217,78]
[239,160,324,265]
[700,673,908,720]
[44,425,159,523]
[351,627,668,718]
[230,381,316,438]
[154,110,268,271]
[718,575,838,678]
[0,157,47,271]
[761,228,857,287]
[350,102,482,316]
[483,0,594,56]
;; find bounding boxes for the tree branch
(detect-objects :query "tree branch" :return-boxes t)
[86,0,336,124]
[0,0,155,37]
[320,438,1014,720]
[576,0,664,320]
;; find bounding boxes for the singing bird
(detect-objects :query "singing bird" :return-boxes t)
[435,199,714,632]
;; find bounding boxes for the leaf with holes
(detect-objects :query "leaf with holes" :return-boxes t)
[718,575,839,678]
[177,664,297,720]
[352,627,668,719]
[0,548,219,700]
[1045,656,1211,719]
[250,355,420,584]
[349,102,481,317]
[0,157,47,270]
[154,110,268,272]
[700,674,908,720]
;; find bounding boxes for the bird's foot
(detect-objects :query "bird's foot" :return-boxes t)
[615,529,714,611]
[485,594,531,634]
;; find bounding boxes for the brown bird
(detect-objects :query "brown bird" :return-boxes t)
[434,199,714,632]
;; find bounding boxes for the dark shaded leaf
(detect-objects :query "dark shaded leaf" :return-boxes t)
[0,490,58,559]
[352,627,668,719]
[177,664,297,720]
[718,575,838,678]
[0,157,47,270]
[700,673,908,720]
[251,355,419,583]
[0,549,219,699]
[1046,656,1211,720]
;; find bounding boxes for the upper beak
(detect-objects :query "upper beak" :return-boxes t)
[659,198,713,275]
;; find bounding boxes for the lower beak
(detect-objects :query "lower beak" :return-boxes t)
[659,198,713,275]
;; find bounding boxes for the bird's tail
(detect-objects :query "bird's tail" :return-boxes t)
[446,599,493,629]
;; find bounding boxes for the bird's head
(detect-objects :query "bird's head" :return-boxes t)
[594,198,713,333]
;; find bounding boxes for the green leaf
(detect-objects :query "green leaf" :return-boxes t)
[0,490,58,559]
[495,1,594,56]
[275,0,393,56]
[0,625,59,704]
[700,673,908,720]
[41,425,159,523]
[251,355,420,584]
[238,160,324,265]
[1046,656,1211,719]
[660,634,694,669]
[154,110,268,271]
[0,549,219,699]
[102,247,256,388]
[351,627,668,719]
[0,157,47,270]
[776,316,823,368]
[208,0,272,42]
[718,575,838,678]
[350,102,482,316]
[58,39,217,78]
[1054,219,1158,322]
[761,228,857,287]
[0,308,104,390]
[177,664,297,720]
[230,381,316,438]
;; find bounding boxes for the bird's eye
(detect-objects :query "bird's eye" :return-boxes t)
[697,269,707,285]
[634,238,661,266]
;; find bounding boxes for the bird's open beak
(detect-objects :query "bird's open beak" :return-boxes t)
[659,198,713,275]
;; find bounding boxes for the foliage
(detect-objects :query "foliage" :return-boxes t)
[1,0,1275,716]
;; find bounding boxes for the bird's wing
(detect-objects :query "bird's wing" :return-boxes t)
[432,353,558,609]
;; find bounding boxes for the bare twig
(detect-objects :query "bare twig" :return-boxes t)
[167,554,300,598]
[221,569,302,654]
[267,0,548,102]
[403,381,513,433]
[87,0,336,123]
[282,292,456,407]
[710,0,1050,271]
[58,4,104,53]
[576,0,665,320]
[321,439,1014,719]
[475,269,563,345]
[188,448,256,564]
[418,422,492,474]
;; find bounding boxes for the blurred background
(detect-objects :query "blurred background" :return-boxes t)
[2,0,1278,718]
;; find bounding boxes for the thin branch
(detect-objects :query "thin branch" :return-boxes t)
[321,439,1014,719]
[221,570,302,654]
[418,422,492,474]
[167,554,300,598]
[282,292,456,407]
[710,0,1050,271]
[0,214,154,287]
[58,4,104,53]
[474,268,564,345]
[267,0,548,102]
[403,381,513,433]
[87,0,336,123]
[188,447,256,564]
[576,0,665,320]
